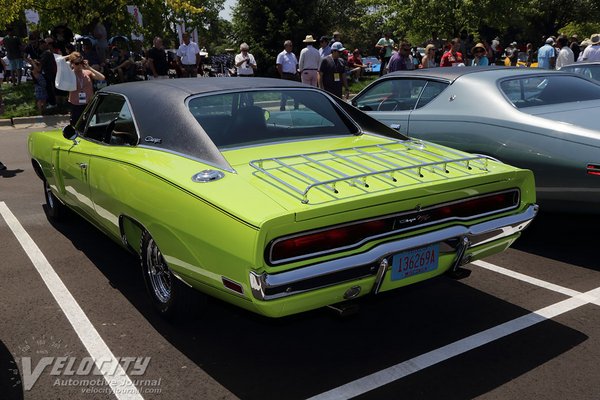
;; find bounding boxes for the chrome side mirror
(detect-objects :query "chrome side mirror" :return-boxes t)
[62,125,78,144]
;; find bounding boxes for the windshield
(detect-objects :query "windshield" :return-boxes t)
[187,89,359,148]
[499,74,600,108]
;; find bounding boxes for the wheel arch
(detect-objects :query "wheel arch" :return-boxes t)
[118,214,146,255]
[31,158,45,181]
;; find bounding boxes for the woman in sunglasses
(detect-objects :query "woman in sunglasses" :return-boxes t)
[67,51,105,125]
[421,44,438,68]
[470,43,490,66]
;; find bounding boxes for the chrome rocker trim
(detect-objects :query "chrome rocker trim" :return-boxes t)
[250,204,538,301]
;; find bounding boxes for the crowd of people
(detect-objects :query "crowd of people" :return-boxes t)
[372,31,600,73]
[1,24,600,171]
[2,25,600,119]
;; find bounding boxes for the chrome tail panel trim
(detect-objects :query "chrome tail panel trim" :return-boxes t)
[250,204,538,301]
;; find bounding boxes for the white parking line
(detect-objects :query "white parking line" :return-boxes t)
[471,260,582,297]
[310,262,600,400]
[0,202,144,400]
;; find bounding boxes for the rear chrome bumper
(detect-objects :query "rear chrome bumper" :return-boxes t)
[250,204,538,301]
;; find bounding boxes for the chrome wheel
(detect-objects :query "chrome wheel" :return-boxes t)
[140,230,204,319]
[43,180,63,220]
[44,181,55,208]
[145,238,172,304]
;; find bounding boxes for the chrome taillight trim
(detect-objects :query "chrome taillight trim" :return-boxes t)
[251,204,538,301]
[267,189,520,265]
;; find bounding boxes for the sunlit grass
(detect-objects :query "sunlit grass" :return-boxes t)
[0,82,69,119]
[0,82,37,119]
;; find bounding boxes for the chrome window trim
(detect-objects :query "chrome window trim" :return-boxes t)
[80,92,142,146]
[98,91,142,145]
[267,189,520,265]
[184,87,362,147]
[136,145,236,173]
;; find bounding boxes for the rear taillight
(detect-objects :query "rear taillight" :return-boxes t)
[270,219,394,262]
[268,190,520,264]
[587,164,600,176]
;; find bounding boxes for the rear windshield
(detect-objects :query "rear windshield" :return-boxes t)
[499,75,600,109]
[559,65,600,81]
[187,89,359,148]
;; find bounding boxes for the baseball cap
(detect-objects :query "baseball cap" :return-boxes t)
[331,42,345,52]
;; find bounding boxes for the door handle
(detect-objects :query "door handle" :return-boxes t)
[78,163,88,170]
[390,123,401,131]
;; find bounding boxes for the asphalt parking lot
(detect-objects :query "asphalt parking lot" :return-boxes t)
[1,124,599,400]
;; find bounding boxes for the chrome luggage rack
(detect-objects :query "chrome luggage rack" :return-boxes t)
[249,140,490,204]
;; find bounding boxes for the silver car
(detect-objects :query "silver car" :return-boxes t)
[558,62,600,82]
[352,67,600,213]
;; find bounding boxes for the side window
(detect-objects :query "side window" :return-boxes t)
[355,79,428,111]
[415,81,448,109]
[83,94,138,145]
[188,94,234,141]
[500,75,600,109]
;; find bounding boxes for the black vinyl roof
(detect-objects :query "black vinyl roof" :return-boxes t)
[101,77,308,99]
[97,78,328,171]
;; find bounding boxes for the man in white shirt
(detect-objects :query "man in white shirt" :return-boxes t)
[555,35,574,69]
[298,35,321,86]
[176,32,200,77]
[581,33,600,62]
[276,40,299,110]
[235,43,257,76]
[276,40,298,80]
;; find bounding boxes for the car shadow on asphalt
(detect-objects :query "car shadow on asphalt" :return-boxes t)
[0,339,24,400]
[45,210,588,400]
[0,169,25,178]
[512,210,596,270]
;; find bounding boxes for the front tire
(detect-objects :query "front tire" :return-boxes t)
[140,230,199,319]
[43,180,65,221]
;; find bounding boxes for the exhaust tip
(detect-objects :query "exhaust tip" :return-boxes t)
[327,302,361,317]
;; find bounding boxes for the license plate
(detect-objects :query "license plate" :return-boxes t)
[391,244,439,281]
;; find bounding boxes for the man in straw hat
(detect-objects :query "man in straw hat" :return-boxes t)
[581,33,600,62]
[299,35,321,86]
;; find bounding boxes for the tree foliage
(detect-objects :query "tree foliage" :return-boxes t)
[231,0,368,76]
[3,0,600,71]
[356,0,600,45]
[0,0,224,47]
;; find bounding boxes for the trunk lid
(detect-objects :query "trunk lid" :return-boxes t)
[222,135,525,222]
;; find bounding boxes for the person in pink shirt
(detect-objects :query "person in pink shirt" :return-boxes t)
[67,52,105,125]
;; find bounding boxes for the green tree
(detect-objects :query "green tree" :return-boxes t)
[231,0,367,76]
[0,0,223,48]
[355,0,600,47]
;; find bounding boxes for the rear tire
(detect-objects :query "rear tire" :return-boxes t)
[140,230,201,319]
[43,180,65,221]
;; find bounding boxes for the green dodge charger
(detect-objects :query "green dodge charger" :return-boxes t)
[28,78,538,318]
